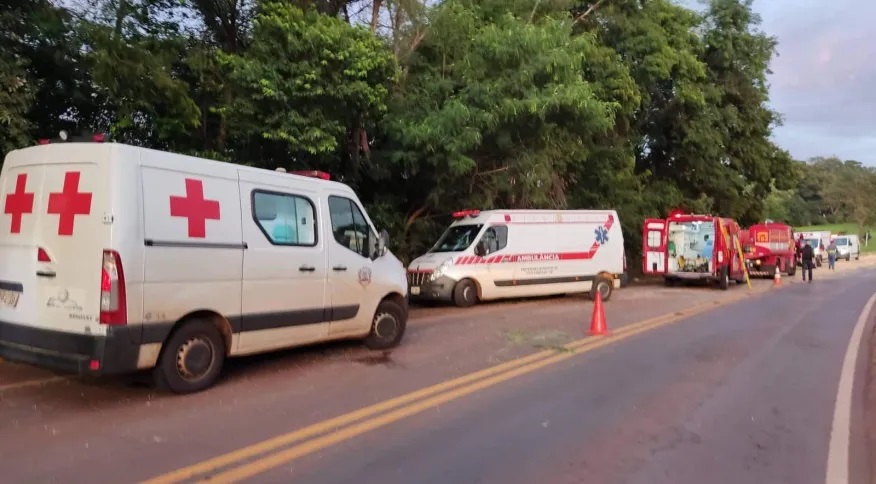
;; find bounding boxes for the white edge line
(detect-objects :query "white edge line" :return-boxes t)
[825,291,876,484]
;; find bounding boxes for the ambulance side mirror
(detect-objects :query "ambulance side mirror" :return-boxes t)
[474,243,487,257]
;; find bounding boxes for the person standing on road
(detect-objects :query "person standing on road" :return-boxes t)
[800,241,814,283]
[827,240,837,270]
[795,234,804,266]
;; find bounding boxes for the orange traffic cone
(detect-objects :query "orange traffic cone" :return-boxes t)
[773,266,782,287]
[589,291,610,335]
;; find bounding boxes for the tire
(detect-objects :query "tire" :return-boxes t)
[718,266,730,290]
[816,257,822,268]
[452,279,478,308]
[590,275,614,302]
[664,277,677,287]
[786,258,796,276]
[847,254,851,261]
[154,319,226,394]
[364,300,407,350]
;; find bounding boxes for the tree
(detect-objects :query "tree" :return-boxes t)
[371,0,618,257]
[223,2,398,175]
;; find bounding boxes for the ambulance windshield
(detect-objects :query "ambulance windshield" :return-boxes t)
[806,238,820,248]
[430,224,484,253]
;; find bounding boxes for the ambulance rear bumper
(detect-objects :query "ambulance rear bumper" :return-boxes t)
[0,319,142,376]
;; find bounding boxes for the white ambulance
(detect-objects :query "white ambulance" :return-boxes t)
[0,139,409,393]
[799,230,831,267]
[407,209,626,307]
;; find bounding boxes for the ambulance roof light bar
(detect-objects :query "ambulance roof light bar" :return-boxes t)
[37,131,108,145]
[453,209,481,219]
[283,170,331,180]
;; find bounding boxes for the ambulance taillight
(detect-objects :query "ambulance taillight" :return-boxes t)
[100,250,127,326]
[37,247,51,262]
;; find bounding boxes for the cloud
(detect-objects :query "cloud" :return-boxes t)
[754,0,876,164]
[679,0,876,164]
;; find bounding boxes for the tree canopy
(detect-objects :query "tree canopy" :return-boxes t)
[2,0,869,267]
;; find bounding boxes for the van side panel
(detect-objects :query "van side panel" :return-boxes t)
[138,151,243,359]
[506,211,622,297]
[467,210,622,301]
[236,169,329,355]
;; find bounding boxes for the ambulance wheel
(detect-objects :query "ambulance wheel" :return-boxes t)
[718,267,730,290]
[847,254,852,261]
[816,257,823,268]
[452,279,478,307]
[154,319,225,394]
[364,300,407,350]
[591,275,613,302]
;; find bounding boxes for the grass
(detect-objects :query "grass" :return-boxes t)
[794,222,876,253]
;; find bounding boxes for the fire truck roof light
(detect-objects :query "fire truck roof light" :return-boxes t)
[289,170,331,180]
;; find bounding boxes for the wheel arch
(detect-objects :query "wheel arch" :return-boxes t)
[381,292,408,315]
[163,309,234,356]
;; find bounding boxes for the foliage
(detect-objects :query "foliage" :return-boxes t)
[765,157,876,232]
[223,2,398,176]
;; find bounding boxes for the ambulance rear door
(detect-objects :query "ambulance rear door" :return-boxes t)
[642,218,667,275]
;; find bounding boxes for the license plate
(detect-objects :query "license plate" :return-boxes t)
[0,289,21,308]
[410,286,421,295]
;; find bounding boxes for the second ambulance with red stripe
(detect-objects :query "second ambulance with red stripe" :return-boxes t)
[407,209,626,307]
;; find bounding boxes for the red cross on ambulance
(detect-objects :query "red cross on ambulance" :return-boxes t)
[4,173,35,234]
[47,171,93,236]
[169,178,221,238]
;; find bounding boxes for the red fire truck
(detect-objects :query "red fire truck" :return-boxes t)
[642,210,747,290]
[741,221,797,278]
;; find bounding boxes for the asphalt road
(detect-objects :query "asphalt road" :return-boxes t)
[1,259,875,483]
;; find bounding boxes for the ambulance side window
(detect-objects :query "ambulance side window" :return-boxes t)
[480,226,508,254]
[647,230,662,248]
[328,196,373,258]
[252,190,317,246]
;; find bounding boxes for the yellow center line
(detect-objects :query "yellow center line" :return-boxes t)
[144,289,761,484]
[201,302,732,483]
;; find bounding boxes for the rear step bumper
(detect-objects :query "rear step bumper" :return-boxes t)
[0,320,142,375]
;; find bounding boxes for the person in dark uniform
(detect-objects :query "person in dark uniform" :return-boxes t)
[800,241,814,283]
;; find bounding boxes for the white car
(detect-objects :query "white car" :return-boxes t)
[833,235,860,261]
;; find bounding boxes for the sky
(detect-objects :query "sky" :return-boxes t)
[744,0,875,164]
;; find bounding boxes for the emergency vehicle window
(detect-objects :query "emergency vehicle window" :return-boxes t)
[431,224,483,252]
[479,226,507,254]
[647,230,662,248]
[252,190,317,247]
[328,196,373,258]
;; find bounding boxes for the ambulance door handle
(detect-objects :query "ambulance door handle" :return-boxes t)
[333,266,347,272]
[299,265,316,272]
[36,270,56,278]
